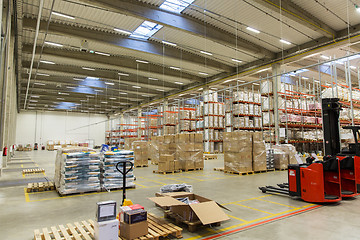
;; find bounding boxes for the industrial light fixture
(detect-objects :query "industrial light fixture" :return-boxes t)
[132,86,141,88]
[29,100,38,102]
[89,108,94,110]
[136,60,149,64]
[320,55,330,60]
[40,60,55,64]
[170,66,181,70]
[66,86,75,89]
[280,39,291,45]
[95,51,110,56]
[44,41,63,47]
[94,89,103,92]
[29,103,37,106]
[162,40,177,46]
[302,77,309,80]
[86,95,94,98]
[52,11,75,19]
[142,94,150,97]
[105,82,115,85]
[246,27,260,34]
[148,77,158,80]
[253,83,260,85]
[57,97,65,100]
[80,99,87,102]
[118,72,129,76]
[174,81,183,85]
[109,97,116,100]
[99,111,105,114]
[82,67,95,71]
[34,82,45,86]
[231,58,242,63]
[256,68,270,73]
[198,88,203,91]
[114,28,132,35]
[350,65,357,69]
[28,107,35,109]
[58,92,69,95]
[73,78,83,81]
[119,92,127,95]
[31,95,40,98]
[199,72,209,76]
[200,50,213,56]
[238,80,246,83]
[111,106,118,108]
[156,89,165,92]
[36,73,50,76]
[101,101,108,104]
[224,79,233,83]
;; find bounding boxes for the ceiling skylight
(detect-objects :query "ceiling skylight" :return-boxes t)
[159,0,195,13]
[130,21,163,40]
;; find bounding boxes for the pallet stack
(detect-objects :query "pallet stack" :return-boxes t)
[176,133,204,171]
[54,147,101,196]
[132,141,149,167]
[101,151,135,190]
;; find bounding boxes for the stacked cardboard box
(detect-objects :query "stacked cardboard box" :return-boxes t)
[132,141,149,167]
[252,132,267,171]
[273,144,297,166]
[149,136,160,164]
[124,138,139,150]
[273,149,287,170]
[223,131,253,173]
[176,133,204,170]
[158,154,181,172]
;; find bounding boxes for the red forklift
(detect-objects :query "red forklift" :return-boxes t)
[259,98,358,202]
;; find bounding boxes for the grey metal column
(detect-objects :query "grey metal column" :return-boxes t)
[272,64,281,145]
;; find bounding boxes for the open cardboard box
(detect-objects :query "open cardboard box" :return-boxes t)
[149,192,230,225]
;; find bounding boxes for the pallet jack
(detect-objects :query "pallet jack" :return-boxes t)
[116,160,134,206]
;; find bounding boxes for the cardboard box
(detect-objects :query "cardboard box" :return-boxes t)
[174,160,181,170]
[124,209,147,224]
[120,221,148,240]
[182,160,195,170]
[159,155,174,162]
[149,192,229,225]
[194,133,203,143]
[158,161,174,172]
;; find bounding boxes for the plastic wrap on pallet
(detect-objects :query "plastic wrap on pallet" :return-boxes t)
[252,132,267,171]
[204,116,210,128]
[225,113,232,126]
[214,116,219,128]
[160,183,193,193]
[249,104,254,115]
[209,116,214,127]
[102,151,135,190]
[223,131,253,172]
[254,93,261,103]
[196,120,204,130]
[273,149,287,170]
[263,112,274,126]
[248,92,254,102]
[262,97,273,110]
[54,147,101,195]
[132,141,149,166]
[214,103,219,115]
[273,144,297,165]
[244,116,249,127]
[261,81,273,94]
[219,117,224,128]
[175,133,204,169]
[219,103,224,115]
[149,137,160,164]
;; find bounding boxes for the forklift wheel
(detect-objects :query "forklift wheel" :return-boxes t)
[259,187,267,193]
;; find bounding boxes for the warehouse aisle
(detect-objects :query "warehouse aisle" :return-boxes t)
[1,151,360,240]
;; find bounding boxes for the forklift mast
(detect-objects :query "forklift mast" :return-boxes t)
[322,98,342,156]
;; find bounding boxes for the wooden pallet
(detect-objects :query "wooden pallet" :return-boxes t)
[34,219,95,240]
[164,210,220,233]
[56,189,101,197]
[253,170,268,174]
[182,168,203,172]
[22,168,45,175]
[153,170,182,175]
[204,154,217,160]
[27,181,55,193]
[213,168,254,175]
[34,214,182,240]
[135,165,149,168]
[276,168,288,171]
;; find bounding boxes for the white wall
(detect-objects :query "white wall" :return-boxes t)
[16,111,108,146]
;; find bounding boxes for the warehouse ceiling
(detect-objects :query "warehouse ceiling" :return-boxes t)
[16,0,360,114]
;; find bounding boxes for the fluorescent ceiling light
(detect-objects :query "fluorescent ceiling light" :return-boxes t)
[280,39,291,45]
[94,89,103,92]
[111,106,118,108]
[142,94,150,97]
[335,60,344,65]
[132,86,141,88]
[179,94,186,96]
[119,92,127,95]
[31,95,40,98]
[198,88,203,91]
[44,41,63,47]
[114,28,132,35]
[29,100,38,102]
[199,72,209,75]
[118,72,129,76]
[320,55,330,60]
[200,50,213,56]
[66,86,75,89]
[156,89,165,91]
[224,79,233,83]
[231,58,242,63]
[58,92,69,95]
[56,97,65,100]
[95,51,110,56]
[105,82,115,85]
[88,108,95,110]
[174,81,183,85]
[136,60,149,64]
[162,40,177,46]
[28,107,35,109]
[302,77,309,80]
[40,60,55,64]
[73,78,83,81]
[82,67,95,71]
[86,95,94,98]
[52,11,75,19]
[303,53,320,59]
[101,101,108,104]
[350,65,357,69]
[80,100,87,102]
[29,103,36,106]
[148,77,158,80]
[253,83,260,85]
[170,66,181,70]
[246,27,260,34]
[314,80,320,83]
[34,82,45,86]
[238,80,246,83]
[109,97,116,100]
[99,112,105,114]
[256,68,270,73]
[36,73,50,76]
[130,21,163,40]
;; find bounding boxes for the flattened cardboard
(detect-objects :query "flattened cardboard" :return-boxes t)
[189,201,230,225]
[148,196,186,207]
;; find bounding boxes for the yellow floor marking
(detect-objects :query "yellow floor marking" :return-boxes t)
[223,195,271,205]
[21,164,23,168]
[159,177,189,183]
[181,176,205,181]
[185,203,317,240]
[233,203,273,215]
[24,188,30,202]
[134,182,148,188]
[28,190,56,195]
[137,176,168,185]
[227,214,249,223]
[22,173,25,178]
[256,198,297,208]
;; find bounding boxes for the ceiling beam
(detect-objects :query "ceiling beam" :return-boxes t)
[79,0,275,59]
[252,0,336,39]
[22,60,180,91]
[21,44,205,83]
[23,17,235,73]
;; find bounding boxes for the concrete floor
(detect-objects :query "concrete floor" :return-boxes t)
[1,151,360,240]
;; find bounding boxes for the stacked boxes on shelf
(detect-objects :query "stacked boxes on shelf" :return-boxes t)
[54,147,101,195]
[176,133,204,171]
[223,131,253,173]
[149,136,160,164]
[132,141,149,167]
[102,151,135,190]
[179,107,196,132]
[156,135,178,172]
[203,90,225,153]
[164,106,178,135]
[158,154,181,172]
[266,149,275,170]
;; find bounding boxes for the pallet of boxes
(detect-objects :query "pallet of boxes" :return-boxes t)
[272,144,298,170]
[222,131,267,175]
[149,136,160,165]
[132,141,149,167]
[155,135,178,174]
